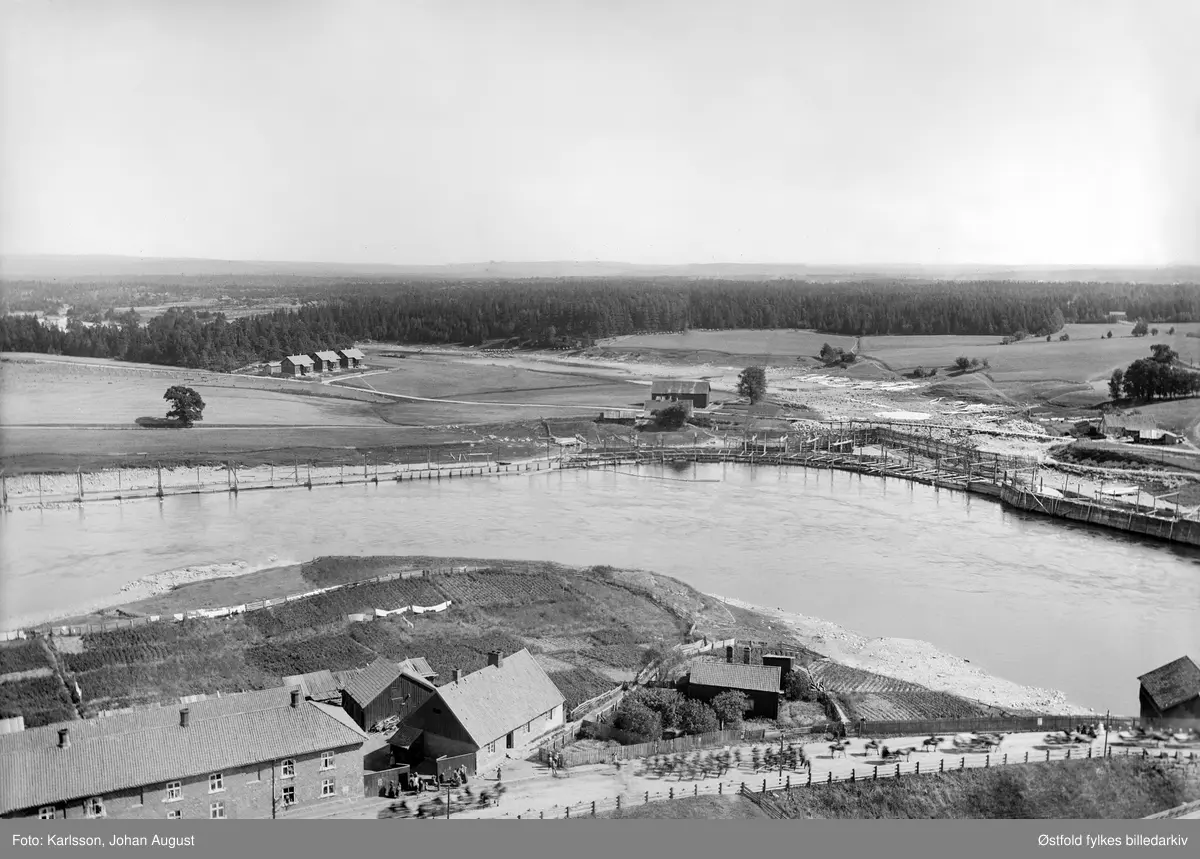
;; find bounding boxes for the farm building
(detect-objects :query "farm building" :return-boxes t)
[0,687,367,820]
[650,380,711,409]
[282,669,346,705]
[388,649,565,776]
[264,361,282,376]
[1138,656,1200,721]
[309,351,341,373]
[340,657,436,732]
[1134,429,1184,446]
[397,657,438,683]
[686,652,782,719]
[281,355,315,376]
[1099,414,1160,442]
[338,347,365,369]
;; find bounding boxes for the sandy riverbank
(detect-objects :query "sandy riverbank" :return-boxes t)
[710,595,1090,715]
[3,556,301,631]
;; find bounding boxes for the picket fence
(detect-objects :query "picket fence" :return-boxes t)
[810,714,1199,737]
[6,565,487,640]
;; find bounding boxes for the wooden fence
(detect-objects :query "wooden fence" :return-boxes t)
[364,766,410,798]
[504,741,1199,819]
[543,727,769,768]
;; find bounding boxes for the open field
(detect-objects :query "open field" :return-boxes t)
[862,323,1200,382]
[599,329,858,360]
[601,794,769,819]
[758,756,1200,819]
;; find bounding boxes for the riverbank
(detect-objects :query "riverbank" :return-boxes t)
[7,547,1088,717]
[710,596,1088,715]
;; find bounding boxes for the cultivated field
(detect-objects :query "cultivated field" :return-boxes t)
[17,560,691,716]
[862,324,1200,382]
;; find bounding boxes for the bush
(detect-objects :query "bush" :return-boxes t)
[784,668,814,702]
[613,698,663,743]
[677,698,720,735]
[711,690,752,728]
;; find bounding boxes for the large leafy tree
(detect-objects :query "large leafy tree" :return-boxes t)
[737,366,767,404]
[711,690,752,729]
[163,385,205,426]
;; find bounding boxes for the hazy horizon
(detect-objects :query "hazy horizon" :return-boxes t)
[3,1,1198,267]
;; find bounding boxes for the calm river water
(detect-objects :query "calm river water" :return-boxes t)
[3,463,1197,713]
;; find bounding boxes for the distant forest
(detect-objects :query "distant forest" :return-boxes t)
[2,279,1200,372]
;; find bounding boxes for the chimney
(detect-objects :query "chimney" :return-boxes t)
[57,728,70,749]
[290,689,300,708]
[453,668,463,683]
[743,647,751,665]
[488,650,503,669]
[725,646,734,664]
[179,708,190,728]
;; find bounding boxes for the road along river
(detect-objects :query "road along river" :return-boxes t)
[2,463,1196,714]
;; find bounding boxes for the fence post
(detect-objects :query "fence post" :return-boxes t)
[592,801,596,817]
[1003,754,1007,765]
[1087,746,1092,758]
[1025,752,1029,764]
[850,769,855,783]
[1066,748,1071,760]
[616,797,620,811]
[694,785,698,797]
[915,761,919,775]
[985,754,989,768]
[940,759,944,773]
[960,757,965,770]
[565,806,569,818]
[1047,750,1051,762]
[669,788,674,800]
[647,792,651,803]
[719,782,722,795]
[827,772,832,784]
[761,779,766,794]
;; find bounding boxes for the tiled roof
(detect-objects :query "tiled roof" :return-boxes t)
[398,657,437,679]
[0,687,368,815]
[342,657,403,708]
[1102,414,1159,432]
[651,380,710,396]
[1138,656,1200,712]
[284,354,314,365]
[689,660,781,694]
[427,650,564,748]
[311,351,341,362]
[282,670,343,701]
[339,348,365,360]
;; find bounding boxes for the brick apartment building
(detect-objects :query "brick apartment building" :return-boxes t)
[0,687,368,820]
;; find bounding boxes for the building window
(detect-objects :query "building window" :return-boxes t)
[321,778,335,797]
[167,809,182,820]
[210,801,225,819]
[487,741,496,754]
[209,773,224,793]
[86,797,105,819]
[38,807,54,820]
[281,759,295,779]
[282,786,295,806]
[166,781,182,801]
[321,751,335,770]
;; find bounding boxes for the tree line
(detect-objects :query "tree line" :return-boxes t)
[3,279,1200,371]
[1108,344,1200,402]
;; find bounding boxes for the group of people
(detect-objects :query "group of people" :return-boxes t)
[547,751,569,777]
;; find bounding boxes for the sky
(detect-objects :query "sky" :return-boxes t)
[2,0,1198,266]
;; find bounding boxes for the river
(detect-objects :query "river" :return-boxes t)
[2,463,1197,714]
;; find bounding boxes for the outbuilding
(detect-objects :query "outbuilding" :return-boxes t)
[282,355,315,376]
[340,657,435,732]
[650,380,711,409]
[685,653,781,719]
[1138,655,1200,721]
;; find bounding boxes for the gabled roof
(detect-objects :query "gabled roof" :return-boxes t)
[422,650,564,747]
[0,687,367,815]
[1138,656,1200,712]
[311,351,341,362]
[651,380,710,396]
[342,657,404,708]
[284,354,314,365]
[689,660,781,694]
[1102,414,1159,432]
[339,348,365,360]
[398,657,438,680]
[282,670,342,702]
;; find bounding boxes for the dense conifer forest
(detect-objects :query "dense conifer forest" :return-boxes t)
[2,279,1199,372]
